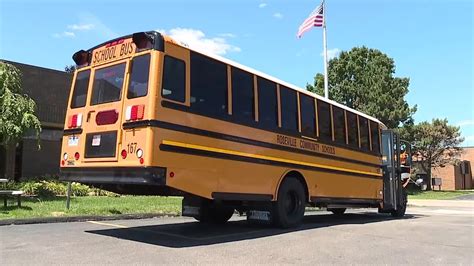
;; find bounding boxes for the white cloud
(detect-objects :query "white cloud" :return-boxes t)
[158,28,241,55]
[67,23,95,31]
[457,120,474,127]
[52,31,76,38]
[321,48,341,60]
[273,12,283,19]
[259,3,267,8]
[219,33,236,38]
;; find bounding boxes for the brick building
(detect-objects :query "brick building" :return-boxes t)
[0,60,71,180]
[431,147,473,190]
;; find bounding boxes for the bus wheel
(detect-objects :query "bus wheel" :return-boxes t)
[391,190,407,218]
[328,208,346,215]
[195,203,234,224]
[273,178,306,228]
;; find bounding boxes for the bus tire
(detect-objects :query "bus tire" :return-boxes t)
[328,208,346,215]
[273,178,306,228]
[391,190,407,218]
[195,203,234,224]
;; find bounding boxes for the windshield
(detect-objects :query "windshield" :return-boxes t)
[90,63,126,105]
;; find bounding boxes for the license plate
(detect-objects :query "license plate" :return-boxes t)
[92,135,101,146]
[68,136,79,146]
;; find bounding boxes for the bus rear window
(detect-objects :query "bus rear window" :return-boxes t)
[128,54,150,99]
[70,70,90,108]
[91,63,126,105]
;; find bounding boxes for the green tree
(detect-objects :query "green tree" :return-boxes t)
[399,119,464,190]
[0,62,41,146]
[307,46,417,129]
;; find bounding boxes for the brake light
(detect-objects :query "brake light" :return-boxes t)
[125,105,145,121]
[74,152,80,160]
[121,149,127,159]
[105,39,124,48]
[96,110,119,125]
[67,114,83,128]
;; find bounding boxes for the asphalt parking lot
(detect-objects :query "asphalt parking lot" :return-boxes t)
[1,204,473,265]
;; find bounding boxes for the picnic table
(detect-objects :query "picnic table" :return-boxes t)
[0,179,24,207]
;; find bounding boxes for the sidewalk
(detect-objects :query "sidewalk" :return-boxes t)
[408,199,474,208]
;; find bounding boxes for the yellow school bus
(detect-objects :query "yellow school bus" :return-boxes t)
[60,31,407,228]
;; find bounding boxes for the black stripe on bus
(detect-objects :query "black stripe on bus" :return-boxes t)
[123,119,382,168]
[63,128,83,135]
[311,196,381,205]
[212,192,273,201]
[159,143,382,180]
[160,100,382,157]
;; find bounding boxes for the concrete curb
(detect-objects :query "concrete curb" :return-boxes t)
[0,212,180,226]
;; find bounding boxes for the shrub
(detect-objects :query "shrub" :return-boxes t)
[71,182,90,197]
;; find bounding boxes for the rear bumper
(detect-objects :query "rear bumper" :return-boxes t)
[59,167,166,186]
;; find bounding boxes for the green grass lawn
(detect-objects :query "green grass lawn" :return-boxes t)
[0,196,182,220]
[408,190,474,200]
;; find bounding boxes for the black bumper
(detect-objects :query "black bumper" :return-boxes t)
[60,167,166,186]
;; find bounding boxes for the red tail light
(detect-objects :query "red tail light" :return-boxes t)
[125,105,145,121]
[96,110,119,125]
[74,152,80,160]
[67,114,83,128]
[121,149,127,159]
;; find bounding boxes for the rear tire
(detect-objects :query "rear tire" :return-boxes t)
[391,190,407,218]
[328,208,346,215]
[194,202,234,224]
[273,178,306,228]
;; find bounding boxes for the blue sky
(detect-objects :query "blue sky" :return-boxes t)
[1,0,473,145]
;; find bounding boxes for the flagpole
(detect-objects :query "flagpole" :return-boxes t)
[322,1,329,99]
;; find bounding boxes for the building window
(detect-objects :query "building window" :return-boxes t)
[231,67,254,122]
[162,55,185,102]
[128,54,151,99]
[370,121,380,154]
[359,116,370,151]
[279,86,298,133]
[190,52,228,117]
[257,77,278,129]
[70,70,90,108]
[299,94,316,137]
[346,111,358,148]
[317,100,332,141]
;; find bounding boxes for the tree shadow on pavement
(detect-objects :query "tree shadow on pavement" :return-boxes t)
[86,211,422,248]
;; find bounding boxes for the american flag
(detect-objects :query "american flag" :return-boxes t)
[297,2,324,38]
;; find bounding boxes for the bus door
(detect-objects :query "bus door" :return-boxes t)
[381,130,401,210]
[80,60,130,162]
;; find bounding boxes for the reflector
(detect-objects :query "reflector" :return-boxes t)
[96,110,119,125]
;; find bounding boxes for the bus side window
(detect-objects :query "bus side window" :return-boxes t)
[370,121,380,154]
[257,77,278,130]
[231,67,254,123]
[359,116,370,151]
[317,100,332,142]
[332,106,346,144]
[70,70,90,108]
[279,86,298,133]
[162,55,185,103]
[346,111,358,148]
[299,94,316,137]
[128,54,151,99]
[190,52,228,116]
